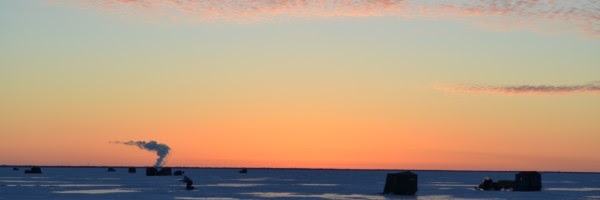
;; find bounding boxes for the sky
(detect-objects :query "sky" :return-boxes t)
[1,0,599,172]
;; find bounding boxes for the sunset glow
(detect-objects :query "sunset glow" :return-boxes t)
[1,1,599,172]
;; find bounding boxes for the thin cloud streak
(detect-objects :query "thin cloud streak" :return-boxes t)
[438,81,600,95]
[55,0,599,37]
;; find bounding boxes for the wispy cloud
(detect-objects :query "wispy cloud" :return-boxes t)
[438,81,600,95]
[55,0,599,37]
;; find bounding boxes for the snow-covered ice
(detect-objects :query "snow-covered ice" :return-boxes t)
[1,167,599,199]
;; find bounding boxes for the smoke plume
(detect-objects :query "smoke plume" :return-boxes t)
[112,140,170,167]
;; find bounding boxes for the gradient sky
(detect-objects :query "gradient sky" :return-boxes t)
[1,1,599,172]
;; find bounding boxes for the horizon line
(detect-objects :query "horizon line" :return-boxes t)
[3,164,599,174]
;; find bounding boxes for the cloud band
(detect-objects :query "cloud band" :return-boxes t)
[56,0,599,37]
[438,81,600,95]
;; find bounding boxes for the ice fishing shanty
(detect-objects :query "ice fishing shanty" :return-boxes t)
[146,167,172,176]
[383,171,418,195]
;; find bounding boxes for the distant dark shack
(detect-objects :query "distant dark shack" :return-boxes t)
[514,171,542,191]
[173,170,184,176]
[477,177,515,191]
[146,167,172,176]
[128,167,136,173]
[107,167,116,172]
[24,167,42,174]
[146,167,158,176]
[383,171,418,195]
[158,167,172,176]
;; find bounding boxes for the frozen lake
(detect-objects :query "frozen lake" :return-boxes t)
[1,167,599,199]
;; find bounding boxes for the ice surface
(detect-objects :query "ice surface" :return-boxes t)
[1,167,599,199]
[53,188,139,194]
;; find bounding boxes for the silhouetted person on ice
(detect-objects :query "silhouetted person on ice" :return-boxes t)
[181,176,194,190]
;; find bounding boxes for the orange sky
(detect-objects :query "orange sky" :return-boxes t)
[1,1,599,172]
